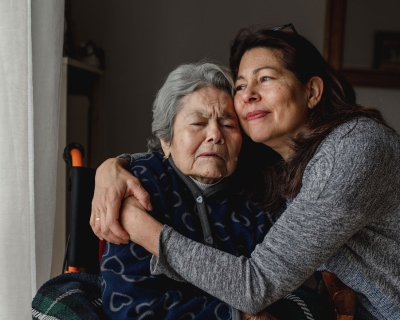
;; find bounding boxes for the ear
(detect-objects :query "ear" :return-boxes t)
[160,139,171,158]
[306,76,323,109]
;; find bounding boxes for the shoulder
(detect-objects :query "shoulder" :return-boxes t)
[328,118,398,145]
[129,152,170,175]
[316,118,400,161]
[129,152,177,190]
[302,118,400,197]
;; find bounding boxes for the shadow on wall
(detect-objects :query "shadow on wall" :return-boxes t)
[67,0,328,158]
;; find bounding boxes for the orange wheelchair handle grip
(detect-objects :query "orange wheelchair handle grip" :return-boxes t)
[66,266,80,273]
[63,143,85,167]
[70,148,83,167]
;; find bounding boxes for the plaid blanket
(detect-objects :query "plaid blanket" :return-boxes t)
[32,272,325,320]
[32,272,106,320]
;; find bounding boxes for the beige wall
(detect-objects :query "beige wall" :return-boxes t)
[344,0,400,68]
[355,87,400,133]
[343,0,400,133]
[68,0,328,159]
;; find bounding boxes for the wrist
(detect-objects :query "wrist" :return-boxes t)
[127,209,162,256]
[142,214,163,256]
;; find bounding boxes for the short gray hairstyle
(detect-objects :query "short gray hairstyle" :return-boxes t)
[147,61,234,152]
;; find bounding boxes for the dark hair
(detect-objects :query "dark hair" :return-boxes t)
[230,26,387,214]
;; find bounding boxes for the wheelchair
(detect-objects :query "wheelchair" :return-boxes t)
[32,143,355,320]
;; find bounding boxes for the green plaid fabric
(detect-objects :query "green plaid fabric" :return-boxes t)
[32,273,106,320]
[32,272,325,320]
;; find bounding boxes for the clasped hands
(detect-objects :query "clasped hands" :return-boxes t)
[90,158,276,318]
[90,158,161,255]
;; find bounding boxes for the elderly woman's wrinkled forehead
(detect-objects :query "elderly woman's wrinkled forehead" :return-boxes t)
[178,87,236,119]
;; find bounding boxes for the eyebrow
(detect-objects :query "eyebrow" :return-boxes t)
[235,66,277,81]
[188,111,236,120]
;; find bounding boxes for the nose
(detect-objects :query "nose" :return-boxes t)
[240,84,261,103]
[206,123,224,144]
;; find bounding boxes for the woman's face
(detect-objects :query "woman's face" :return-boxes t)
[161,86,242,184]
[234,47,317,159]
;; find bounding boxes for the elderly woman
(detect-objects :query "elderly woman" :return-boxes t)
[101,61,281,319]
[94,26,400,319]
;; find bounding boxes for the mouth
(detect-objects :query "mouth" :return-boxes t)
[246,110,270,121]
[198,152,224,160]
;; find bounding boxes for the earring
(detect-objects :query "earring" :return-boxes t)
[163,154,170,159]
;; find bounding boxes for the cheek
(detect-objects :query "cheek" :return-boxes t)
[229,135,242,161]
[175,136,200,159]
[280,107,309,134]
[234,135,243,152]
[233,96,242,112]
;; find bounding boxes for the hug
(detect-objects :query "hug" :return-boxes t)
[92,25,400,320]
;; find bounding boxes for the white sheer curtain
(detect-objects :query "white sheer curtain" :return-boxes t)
[0,0,64,318]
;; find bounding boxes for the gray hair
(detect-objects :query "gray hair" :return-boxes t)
[147,61,234,152]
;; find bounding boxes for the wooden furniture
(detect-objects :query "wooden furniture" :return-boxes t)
[321,271,356,320]
[325,0,400,88]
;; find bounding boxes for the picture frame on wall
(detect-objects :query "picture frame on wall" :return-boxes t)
[374,31,400,69]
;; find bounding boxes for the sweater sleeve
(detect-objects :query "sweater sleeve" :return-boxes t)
[150,120,400,314]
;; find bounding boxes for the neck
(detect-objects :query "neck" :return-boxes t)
[267,143,292,162]
[190,176,222,191]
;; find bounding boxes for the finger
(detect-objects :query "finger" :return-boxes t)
[109,220,130,243]
[127,180,153,211]
[90,208,104,241]
[99,215,127,244]
[102,230,126,244]
[91,202,121,243]
[101,230,126,244]
[100,205,129,244]
[103,195,130,241]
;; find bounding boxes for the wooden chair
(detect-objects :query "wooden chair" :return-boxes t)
[321,271,356,320]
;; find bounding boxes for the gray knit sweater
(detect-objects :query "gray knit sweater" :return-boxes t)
[148,118,400,319]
